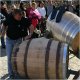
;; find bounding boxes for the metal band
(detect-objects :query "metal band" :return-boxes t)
[63,44,68,79]
[45,39,53,79]
[56,42,62,79]
[24,39,32,79]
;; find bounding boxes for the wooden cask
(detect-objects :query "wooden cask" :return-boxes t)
[46,11,80,53]
[71,32,80,53]
[11,38,69,79]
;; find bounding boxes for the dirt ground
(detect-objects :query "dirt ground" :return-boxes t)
[0,46,80,80]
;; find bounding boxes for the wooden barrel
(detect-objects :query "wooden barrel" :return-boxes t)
[11,38,69,79]
[46,11,80,53]
[71,32,80,53]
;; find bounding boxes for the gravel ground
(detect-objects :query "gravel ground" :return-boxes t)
[0,46,80,80]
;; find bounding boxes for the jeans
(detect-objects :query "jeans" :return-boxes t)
[6,37,22,76]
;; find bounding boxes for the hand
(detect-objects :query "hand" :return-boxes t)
[24,35,31,40]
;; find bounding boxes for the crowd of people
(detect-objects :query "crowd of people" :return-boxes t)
[0,0,79,47]
[0,0,79,79]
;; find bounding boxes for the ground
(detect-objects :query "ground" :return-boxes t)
[0,40,80,80]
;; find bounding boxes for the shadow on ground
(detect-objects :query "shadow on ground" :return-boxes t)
[1,73,24,80]
[1,70,79,79]
[67,69,79,79]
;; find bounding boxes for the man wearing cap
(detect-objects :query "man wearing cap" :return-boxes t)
[1,9,34,78]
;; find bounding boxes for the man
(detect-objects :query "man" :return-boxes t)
[50,1,69,23]
[45,0,55,17]
[1,9,34,78]
[1,1,8,18]
[0,1,8,48]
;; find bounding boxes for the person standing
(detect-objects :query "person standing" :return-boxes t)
[19,2,25,11]
[37,1,46,18]
[2,9,34,78]
[26,2,41,38]
[0,1,8,48]
[0,13,6,46]
[45,0,55,17]
[1,1,8,18]
[37,1,46,33]
[26,2,41,28]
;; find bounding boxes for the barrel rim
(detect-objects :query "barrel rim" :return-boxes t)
[63,44,69,79]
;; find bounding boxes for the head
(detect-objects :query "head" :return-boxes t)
[0,1,7,9]
[31,2,37,9]
[47,0,52,4]
[1,1,5,7]
[64,1,68,5]
[39,1,44,7]
[11,4,16,12]
[26,2,31,9]
[13,9,23,21]
[20,2,24,8]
